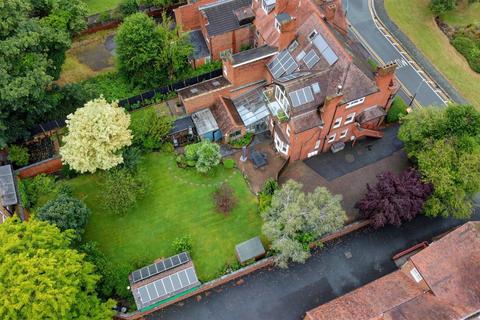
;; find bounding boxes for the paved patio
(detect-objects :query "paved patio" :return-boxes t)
[229,142,287,194]
[280,150,409,222]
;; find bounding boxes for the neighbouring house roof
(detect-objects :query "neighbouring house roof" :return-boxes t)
[188,29,210,59]
[129,252,200,310]
[356,106,387,124]
[232,87,270,127]
[192,108,219,136]
[0,165,18,207]
[211,97,244,135]
[199,0,252,37]
[305,222,480,320]
[235,236,265,263]
[169,116,195,135]
[290,109,324,134]
[177,76,231,100]
[231,45,278,66]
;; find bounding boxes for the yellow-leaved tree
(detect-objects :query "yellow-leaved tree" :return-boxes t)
[60,96,132,173]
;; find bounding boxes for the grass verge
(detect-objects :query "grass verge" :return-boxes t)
[384,0,480,107]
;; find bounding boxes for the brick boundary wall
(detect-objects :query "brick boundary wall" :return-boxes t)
[16,157,63,179]
[116,219,372,319]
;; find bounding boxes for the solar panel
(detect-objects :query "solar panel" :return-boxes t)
[135,267,200,308]
[289,87,315,108]
[311,82,321,94]
[130,252,191,284]
[0,165,18,206]
[278,72,310,83]
[313,34,329,52]
[322,47,338,65]
[268,50,298,79]
[303,50,320,69]
[296,50,306,61]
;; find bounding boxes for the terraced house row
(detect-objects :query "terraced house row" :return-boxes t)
[174,0,399,161]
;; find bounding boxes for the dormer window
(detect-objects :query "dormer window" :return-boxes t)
[275,19,281,31]
[262,0,276,14]
[308,29,318,41]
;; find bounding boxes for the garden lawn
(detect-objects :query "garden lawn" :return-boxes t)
[385,0,480,107]
[68,152,263,281]
[441,2,480,27]
[83,0,122,15]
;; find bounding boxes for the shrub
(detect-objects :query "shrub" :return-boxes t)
[8,145,29,167]
[261,178,279,196]
[120,146,142,172]
[258,193,272,213]
[229,132,253,148]
[213,183,237,215]
[130,108,173,152]
[176,154,187,168]
[171,235,192,254]
[368,58,378,72]
[387,96,408,123]
[119,0,139,17]
[355,169,433,228]
[451,35,480,73]
[196,141,221,173]
[22,174,58,209]
[102,168,150,215]
[37,194,91,238]
[60,163,79,179]
[223,159,235,169]
[184,142,201,163]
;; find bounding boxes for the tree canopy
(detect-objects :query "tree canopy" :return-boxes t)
[355,169,433,228]
[0,0,87,146]
[0,219,115,319]
[116,12,192,89]
[60,97,132,173]
[262,180,346,268]
[398,104,480,218]
[37,193,91,238]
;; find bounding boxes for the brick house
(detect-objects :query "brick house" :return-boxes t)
[304,222,480,320]
[175,0,399,160]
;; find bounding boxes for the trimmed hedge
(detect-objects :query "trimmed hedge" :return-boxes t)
[387,97,408,123]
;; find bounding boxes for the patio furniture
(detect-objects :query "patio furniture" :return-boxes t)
[251,150,268,168]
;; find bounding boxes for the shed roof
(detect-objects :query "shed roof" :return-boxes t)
[200,0,252,37]
[235,236,265,263]
[232,45,278,66]
[169,116,195,135]
[188,29,210,59]
[0,165,18,206]
[192,108,219,135]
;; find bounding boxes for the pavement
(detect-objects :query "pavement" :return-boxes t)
[147,210,479,320]
[344,0,450,107]
[304,124,403,181]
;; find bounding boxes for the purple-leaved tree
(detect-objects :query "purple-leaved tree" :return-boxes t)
[355,168,433,228]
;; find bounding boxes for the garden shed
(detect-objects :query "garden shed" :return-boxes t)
[191,108,222,141]
[235,236,265,263]
[168,116,198,147]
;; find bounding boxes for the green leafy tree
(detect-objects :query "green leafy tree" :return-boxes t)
[430,0,456,15]
[7,145,29,167]
[116,12,192,88]
[195,141,222,173]
[130,108,173,151]
[0,0,87,145]
[102,168,150,215]
[398,104,480,218]
[262,180,346,268]
[0,219,115,319]
[37,194,91,238]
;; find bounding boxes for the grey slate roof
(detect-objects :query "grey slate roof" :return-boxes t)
[169,116,195,135]
[192,108,219,136]
[0,165,18,207]
[188,29,210,60]
[200,0,252,37]
[232,45,278,66]
[235,236,265,263]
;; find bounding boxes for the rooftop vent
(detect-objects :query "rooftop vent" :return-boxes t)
[234,6,255,26]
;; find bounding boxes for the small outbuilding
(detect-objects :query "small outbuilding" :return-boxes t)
[0,165,20,223]
[168,116,198,147]
[129,252,200,311]
[235,236,265,264]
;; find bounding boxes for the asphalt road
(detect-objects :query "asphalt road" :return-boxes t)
[344,0,446,107]
[147,209,479,320]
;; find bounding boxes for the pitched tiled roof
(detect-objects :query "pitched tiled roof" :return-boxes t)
[211,97,244,135]
[305,222,480,320]
[188,29,210,59]
[200,0,252,37]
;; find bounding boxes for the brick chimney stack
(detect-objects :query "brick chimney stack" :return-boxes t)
[275,0,289,15]
[278,17,297,51]
[325,2,337,22]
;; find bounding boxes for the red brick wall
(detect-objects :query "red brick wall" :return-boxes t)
[17,158,63,179]
[182,87,231,114]
[174,0,216,31]
[208,27,253,60]
[224,56,270,89]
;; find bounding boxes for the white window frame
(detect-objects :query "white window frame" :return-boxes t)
[345,112,356,124]
[274,132,289,155]
[308,29,318,41]
[314,139,321,149]
[328,133,336,143]
[286,125,291,137]
[307,150,318,158]
[204,56,211,64]
[275,19,281,31]
[346,97,365,109]
[288,40,298,52]
[274,85,290,113]
[333,117,342,129]
[223,64,228,76]
[340,128,348,138]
